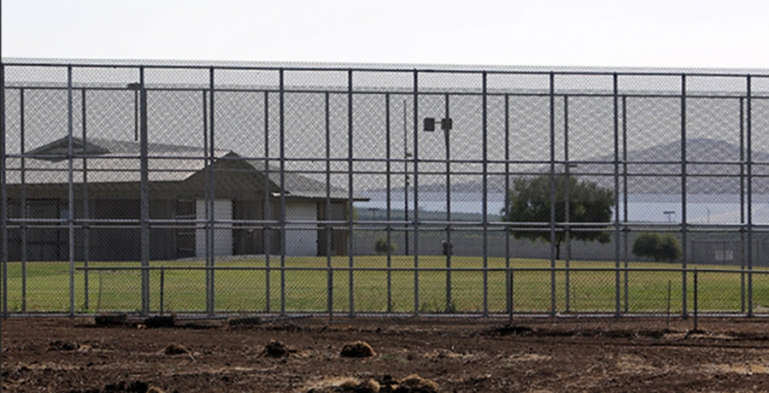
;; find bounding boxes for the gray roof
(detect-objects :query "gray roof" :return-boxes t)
[5,136,362,201]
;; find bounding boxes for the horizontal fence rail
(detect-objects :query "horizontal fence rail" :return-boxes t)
[2,60,769,320]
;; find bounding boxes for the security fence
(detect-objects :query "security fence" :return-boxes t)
[2,60,769,319]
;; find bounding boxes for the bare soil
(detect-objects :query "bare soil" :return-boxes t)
[3,316,769,392]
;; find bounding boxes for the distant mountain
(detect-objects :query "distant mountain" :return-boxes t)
[369,138,769,195]
[570,138,769,194]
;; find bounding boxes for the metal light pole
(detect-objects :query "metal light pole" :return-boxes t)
[423,102,454,312]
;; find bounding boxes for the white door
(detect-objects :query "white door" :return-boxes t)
[284,201,317,256]
[195,199,233,257]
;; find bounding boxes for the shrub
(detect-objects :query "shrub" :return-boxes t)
[374,237,397,255]
[632,232,682,262]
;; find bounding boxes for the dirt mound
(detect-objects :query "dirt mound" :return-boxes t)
[483,324,534,336]
[394,375,438,393]
[260,340,295,358]
[101,380,149,392]
[94,314,128,327]
[163,343,190,355]
[305,377,380,392]
[340,340,376,358]
[143,315,175,328]
[49,340,79,351]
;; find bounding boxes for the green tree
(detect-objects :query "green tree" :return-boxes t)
[503,175,614,259]
[374,237,397,255]
[632,232,682,262]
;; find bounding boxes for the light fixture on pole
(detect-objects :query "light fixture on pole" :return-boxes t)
[425,110,454,312]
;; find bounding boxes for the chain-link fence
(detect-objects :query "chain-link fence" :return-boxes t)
[1,60,769,319]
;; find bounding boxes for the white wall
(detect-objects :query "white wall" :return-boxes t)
[195,199,233,258]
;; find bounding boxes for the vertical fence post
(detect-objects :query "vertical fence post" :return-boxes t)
[0,74,5,376]
[139,66,150,317]
[613,73,621,318]
[482,71,489,317]
[325,91,333,320]
[444,93,452,313]
[504,94,512,315]
[263,91,271,313]
[202,89,210,314]
[385,93,393,314]
[564,95,570,313]
[403,100,410,257]
[680,74,688,319]
[413,70,420,315]
[549,72,557,317]
[747,75,753,316]
[81,87,89,311]
[68,65,76,317]
[207,67,216,316]
[1,64,8,318]
[20,87,27,313]
[347,69,355,317]
[279,69,286,316]
[622,95,629,313]
[739,96,746,314]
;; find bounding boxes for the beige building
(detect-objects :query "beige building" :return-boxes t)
[4,136,362,261]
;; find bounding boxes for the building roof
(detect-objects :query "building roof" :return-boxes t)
[5,136,363,201]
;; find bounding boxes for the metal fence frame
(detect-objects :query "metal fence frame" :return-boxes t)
[2,60,769,319]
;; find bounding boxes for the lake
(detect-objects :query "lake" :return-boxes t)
[354,191,769,224]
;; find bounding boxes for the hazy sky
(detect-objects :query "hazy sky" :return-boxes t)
[2,0,768,69]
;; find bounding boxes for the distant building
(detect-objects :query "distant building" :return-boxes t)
[4,136,364,260]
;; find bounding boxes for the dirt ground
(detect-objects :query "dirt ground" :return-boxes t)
[3,315,769,392]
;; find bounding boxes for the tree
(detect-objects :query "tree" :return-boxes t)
[503,175,614,259]
[374,237,397,255]
[631,232,682,262]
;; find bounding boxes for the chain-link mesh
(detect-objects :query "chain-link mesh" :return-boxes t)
[2,61,769,324]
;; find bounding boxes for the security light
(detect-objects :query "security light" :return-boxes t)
[424,118,436,132]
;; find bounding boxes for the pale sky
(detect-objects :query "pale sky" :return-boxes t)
[2,0,768,69]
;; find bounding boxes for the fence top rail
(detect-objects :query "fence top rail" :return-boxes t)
[2,58,769,77]
[75,266,769,274]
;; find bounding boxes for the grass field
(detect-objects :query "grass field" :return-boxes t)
[2,256,769,315]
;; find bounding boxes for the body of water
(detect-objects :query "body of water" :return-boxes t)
[355,191,769,224]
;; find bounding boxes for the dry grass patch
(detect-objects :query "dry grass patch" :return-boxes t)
[305,377,380,392]
[397,374,439,393]
[340,341,376,358]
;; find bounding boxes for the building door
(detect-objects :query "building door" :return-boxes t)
[285,201,318,256]
[195,199,233,257]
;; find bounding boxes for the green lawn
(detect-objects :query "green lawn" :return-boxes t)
[1,256,767,315]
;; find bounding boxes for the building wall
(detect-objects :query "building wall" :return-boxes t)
[2,157,354,259]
